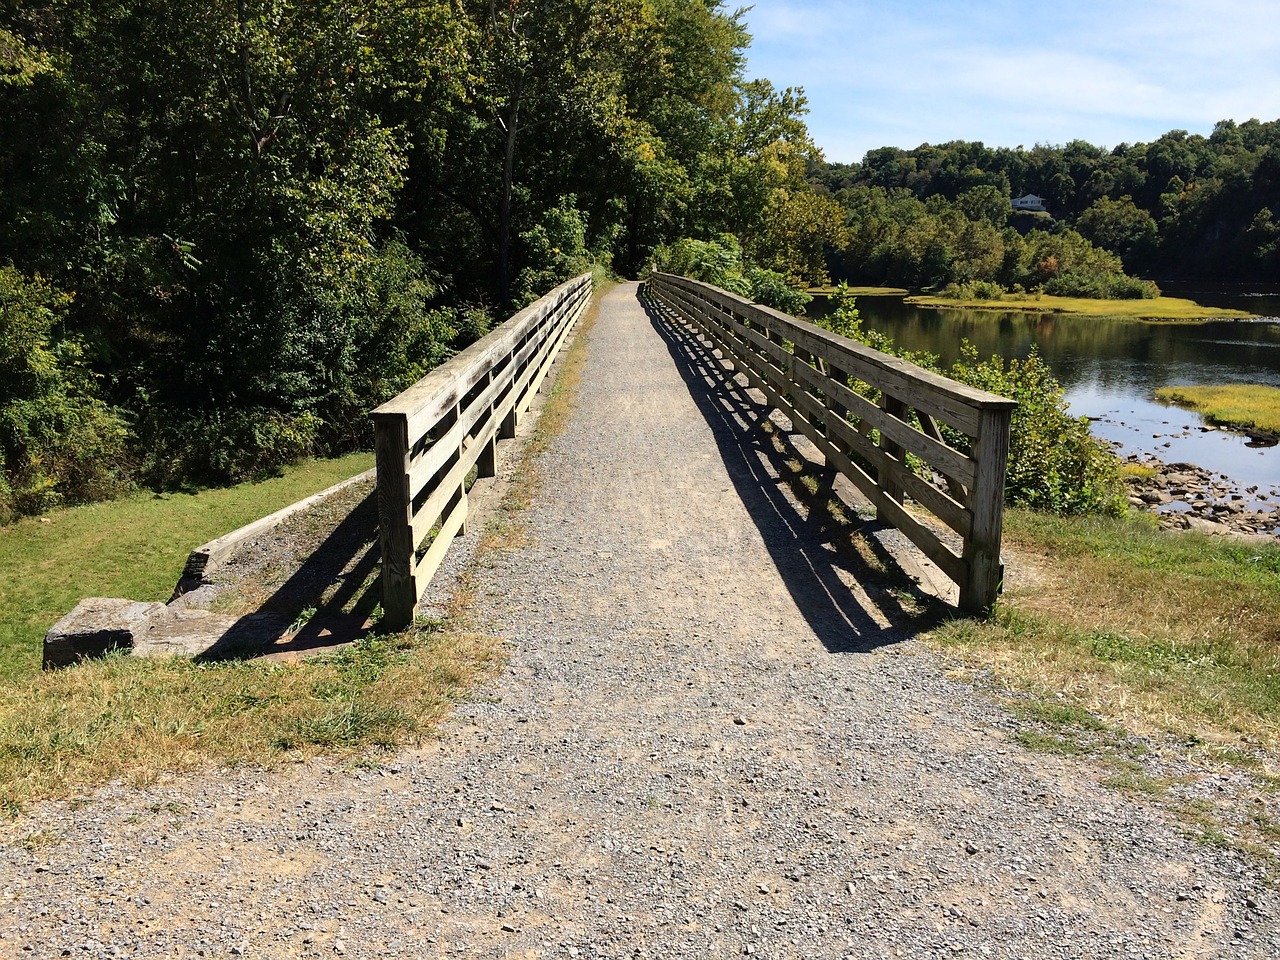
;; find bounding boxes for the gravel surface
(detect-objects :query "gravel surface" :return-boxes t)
[1,283,1276,959]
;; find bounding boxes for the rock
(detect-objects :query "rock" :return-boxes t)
[43,598,166,669]
[1184,516,1233,536]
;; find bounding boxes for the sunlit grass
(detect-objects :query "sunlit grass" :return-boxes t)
[1155,384,1280,437]
[0,452,374,682]
[906,293,1254,321]
[930,509,1280,751]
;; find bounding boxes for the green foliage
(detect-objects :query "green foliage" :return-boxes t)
[947,345,1126,516]
[834,186,1155,299]
[0,0,840,504]
[745,266,812,315]
[513,197,595,308]
[651,236,813,314]
[820,123,1280,282]
[0,267,129,520]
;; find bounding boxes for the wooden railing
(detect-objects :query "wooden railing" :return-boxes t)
[648,272,1016,614]
[370,273,593,629]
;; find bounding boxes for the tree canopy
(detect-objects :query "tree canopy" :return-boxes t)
[0,0,839,516]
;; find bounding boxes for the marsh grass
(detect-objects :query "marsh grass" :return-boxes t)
[1155,384,1280,437]
[906,293,1254,321]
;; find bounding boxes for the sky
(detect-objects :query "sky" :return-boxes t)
[739,0,1280,164]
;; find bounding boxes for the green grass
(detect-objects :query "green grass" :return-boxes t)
[0,451,372,682]
[1155,384,1280,437]
[0,288,610,811]
[905,292,1255,321]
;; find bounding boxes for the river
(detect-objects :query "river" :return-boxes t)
[805,285,1280,504]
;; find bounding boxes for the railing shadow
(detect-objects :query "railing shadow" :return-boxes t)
[192,488,382,662]
[642,288,944,654]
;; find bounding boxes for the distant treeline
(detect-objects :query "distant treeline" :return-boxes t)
[0,0,844,519]
[811,121,1280,284]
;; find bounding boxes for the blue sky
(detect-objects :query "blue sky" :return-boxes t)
[739,0,1280,164]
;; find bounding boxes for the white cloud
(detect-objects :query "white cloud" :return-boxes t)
[740,0,1280,161]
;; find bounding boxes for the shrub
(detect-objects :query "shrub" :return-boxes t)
[746,266,812,315]
[947,344,1126,515]
[651,236,812,313]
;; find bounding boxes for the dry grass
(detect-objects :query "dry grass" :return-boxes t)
[931,510,1280,752]
[1155,384,1280,438]
[0,628,501,811]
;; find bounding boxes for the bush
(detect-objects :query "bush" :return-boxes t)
[513,197,595,307]
[746,266,812,315]
[939,280,1005,301]
[0,267,131,520]
[947,344,1125,515]
[1044,272,1159,300]
[651,236,812,313]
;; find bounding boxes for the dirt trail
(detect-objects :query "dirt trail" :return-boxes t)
[1,283,1274,959]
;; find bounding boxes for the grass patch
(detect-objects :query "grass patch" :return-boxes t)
[1118,461,1157,481]
[807,285,910,297]
[930,508,1280,751]
[0,627,502,808]
[0,451,373,683]
[1155,384,1280,438]
[905,292,1254,321]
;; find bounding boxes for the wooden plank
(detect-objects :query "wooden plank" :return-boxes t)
[788,358,979,488]
[918,412,969,501]
[788,384,973,538]
[723,336,968,586]
[413,493,468,602]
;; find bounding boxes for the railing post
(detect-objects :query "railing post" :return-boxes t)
[373,411,416,630]
[961,405,1011,614]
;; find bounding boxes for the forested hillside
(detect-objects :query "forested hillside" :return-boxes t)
[812,122,1280,284]
[0,0,844,519]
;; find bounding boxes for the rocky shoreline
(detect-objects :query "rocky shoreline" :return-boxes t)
[1120,451,1279,538]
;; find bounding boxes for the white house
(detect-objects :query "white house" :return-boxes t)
[1011,194,1048,212]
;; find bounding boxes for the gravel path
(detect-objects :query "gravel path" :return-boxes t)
[1,283,1276,959]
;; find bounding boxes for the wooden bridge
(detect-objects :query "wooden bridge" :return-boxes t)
[370,274,1015,630]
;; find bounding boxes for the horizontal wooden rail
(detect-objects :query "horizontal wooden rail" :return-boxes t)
[370,273,593,628]
[647,272,1016,613]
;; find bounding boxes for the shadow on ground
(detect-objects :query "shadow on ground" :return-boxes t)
[192,488,383,663]
[643,287,945,654]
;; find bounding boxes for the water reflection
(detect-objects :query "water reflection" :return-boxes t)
[806,292,1280,492]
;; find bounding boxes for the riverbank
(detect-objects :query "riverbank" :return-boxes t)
[1120,452,1278,538]
[905,292,1255,321]
[806,284,909,297]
